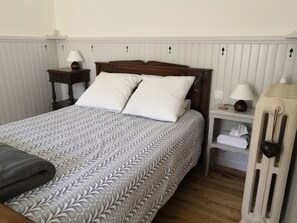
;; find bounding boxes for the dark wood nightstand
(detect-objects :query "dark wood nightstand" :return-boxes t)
[48,68,90,110]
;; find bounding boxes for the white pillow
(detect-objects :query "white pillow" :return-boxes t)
[142,75,191,117]
[122,76,195,122]
[75,72,142,112]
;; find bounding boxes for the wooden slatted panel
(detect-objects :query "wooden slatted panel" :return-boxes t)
[77,40,294,111]
[0,38,58,125]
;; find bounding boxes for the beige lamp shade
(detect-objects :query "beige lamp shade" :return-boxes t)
[67,50,83,62]
[230,84,254,101]
[67,50,83,70]
[230,84,254,112]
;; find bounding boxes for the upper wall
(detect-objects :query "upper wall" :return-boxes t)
[0,0,56,37]
[54,0,297,37]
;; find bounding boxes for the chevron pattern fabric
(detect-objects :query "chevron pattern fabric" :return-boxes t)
[1,106,204,223]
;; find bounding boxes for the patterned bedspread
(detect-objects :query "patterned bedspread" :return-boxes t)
[0,106,204,223]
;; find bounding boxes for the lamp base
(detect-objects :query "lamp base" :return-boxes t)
[234,100,248,112]
[71,61,80,70]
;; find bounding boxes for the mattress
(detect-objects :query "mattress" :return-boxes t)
[0,106,204,223]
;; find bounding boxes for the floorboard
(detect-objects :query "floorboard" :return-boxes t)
[153,164,246,223]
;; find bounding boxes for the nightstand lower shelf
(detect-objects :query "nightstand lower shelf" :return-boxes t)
[206,143,249,177]
[210,142,249,155]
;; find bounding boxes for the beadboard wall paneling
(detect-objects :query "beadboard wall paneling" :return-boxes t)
[56,37,297,171]
[57,38,297,108]
[0,38,59,125]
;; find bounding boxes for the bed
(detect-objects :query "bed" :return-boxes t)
[0,61,212,223]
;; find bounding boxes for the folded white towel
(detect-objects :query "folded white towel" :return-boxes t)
[217,131,250,149]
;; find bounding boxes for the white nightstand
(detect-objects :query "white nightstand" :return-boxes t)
[205,105,255,176]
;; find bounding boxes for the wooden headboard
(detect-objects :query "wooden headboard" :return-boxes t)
[95,60,212,122]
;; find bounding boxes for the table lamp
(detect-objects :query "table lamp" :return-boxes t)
[230,84,254,112]
[67,50,83,70]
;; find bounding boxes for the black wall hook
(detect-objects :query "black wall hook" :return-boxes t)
[169,46,172,54]
[289,48,294,57]
[44,45,47,51]
[221,47,225,56]
[91,45,94,51]
[126,46,129,53]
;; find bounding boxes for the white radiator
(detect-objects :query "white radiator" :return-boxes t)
[240,84,297,223]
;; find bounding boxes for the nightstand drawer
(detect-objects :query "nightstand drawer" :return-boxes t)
[48,68,90,84]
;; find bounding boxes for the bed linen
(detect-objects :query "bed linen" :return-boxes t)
[0,106,204,223]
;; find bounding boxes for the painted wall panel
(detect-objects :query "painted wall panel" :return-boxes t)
[0,39,59,125]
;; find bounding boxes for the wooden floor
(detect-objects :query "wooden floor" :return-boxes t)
[153,164,246,223]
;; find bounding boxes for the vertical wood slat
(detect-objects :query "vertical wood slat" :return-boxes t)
[223,44,236,104]
[0,38,58,125]
[247,44,260,96]
[293,47,297,84]
[0,44,13,124]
